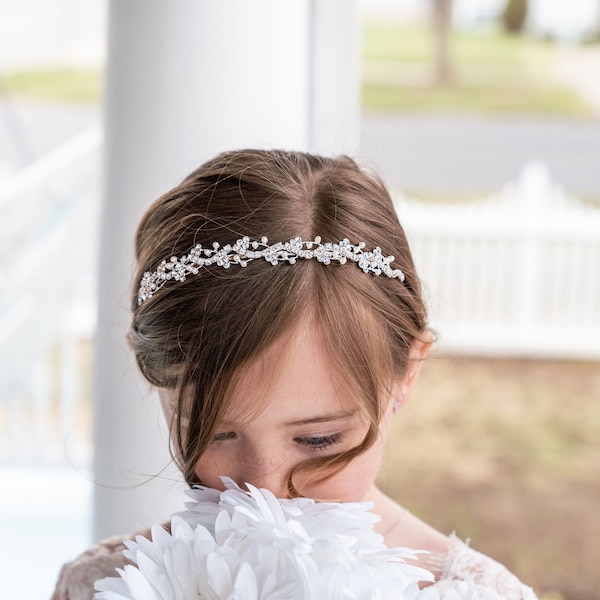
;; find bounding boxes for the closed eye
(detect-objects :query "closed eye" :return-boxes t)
[212,431,237,443]
[295,433,344,452]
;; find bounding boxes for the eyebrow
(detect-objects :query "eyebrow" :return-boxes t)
[285,410,358,427]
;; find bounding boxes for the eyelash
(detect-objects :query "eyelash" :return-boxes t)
[211,432,344,452]
[212,431,236,443]
[295,433,344,452]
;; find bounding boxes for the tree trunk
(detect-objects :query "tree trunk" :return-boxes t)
[432,0,453,86]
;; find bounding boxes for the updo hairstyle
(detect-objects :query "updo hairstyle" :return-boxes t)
[129,149,428,492]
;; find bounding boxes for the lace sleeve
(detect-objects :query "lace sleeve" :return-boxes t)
[51,532,134,600]
[426,535,539,600]
[50,524,164,600]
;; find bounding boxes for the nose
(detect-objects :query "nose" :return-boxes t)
[232,447,293,499]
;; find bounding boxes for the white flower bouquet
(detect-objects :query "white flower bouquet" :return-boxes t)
[94,479,447,600]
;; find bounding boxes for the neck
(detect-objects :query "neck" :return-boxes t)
[363,486,449,561]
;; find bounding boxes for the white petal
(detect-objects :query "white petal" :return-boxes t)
[94,590,132,600]
[94,569,132,599]
[135,552,171,599]
[232,562,259,600]
[170,516,194,541]
[162,542,194,598]
[132,530,169,570]
[205,552,236,598]
[121,565,160,600]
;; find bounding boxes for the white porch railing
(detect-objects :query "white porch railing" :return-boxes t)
[0,126,101,464]
[395,162,600,358]
[1,133,599,465]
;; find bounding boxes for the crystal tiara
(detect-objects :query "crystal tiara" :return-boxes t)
[137,236,405,305]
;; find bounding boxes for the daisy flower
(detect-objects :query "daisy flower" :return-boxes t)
[95,479,449,600]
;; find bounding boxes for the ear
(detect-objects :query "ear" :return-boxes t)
[391,330,434,411]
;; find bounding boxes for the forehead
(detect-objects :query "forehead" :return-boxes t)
[223,320,357,426]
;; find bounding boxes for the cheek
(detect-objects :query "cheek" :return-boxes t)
[193,453,229,490]
[298,442,384,502]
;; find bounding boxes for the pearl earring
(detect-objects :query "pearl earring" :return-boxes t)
[392,398,402,414]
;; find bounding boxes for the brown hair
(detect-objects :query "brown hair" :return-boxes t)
[129,149,428,491]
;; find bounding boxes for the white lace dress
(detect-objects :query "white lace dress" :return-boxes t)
[425,535,538,600]
[51,529,538,599]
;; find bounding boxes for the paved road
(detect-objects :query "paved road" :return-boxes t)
[1,99,599,197]
[360,113,600,197]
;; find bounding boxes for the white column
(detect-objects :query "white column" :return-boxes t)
[94,0,359,541]
[309,0,361,154]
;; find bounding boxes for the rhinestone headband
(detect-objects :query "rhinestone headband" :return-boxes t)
[137,236,405,305]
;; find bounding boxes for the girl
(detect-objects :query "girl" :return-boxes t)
[53,149,537,599]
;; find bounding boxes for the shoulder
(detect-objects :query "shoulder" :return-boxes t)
[427,535,538,600]
[51,525,158,600]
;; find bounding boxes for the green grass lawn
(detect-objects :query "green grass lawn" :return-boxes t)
[1,68,103,103]
[1,22,594,118]
[362,22,593,116]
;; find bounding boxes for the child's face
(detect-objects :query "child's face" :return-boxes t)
[162,321,394,501]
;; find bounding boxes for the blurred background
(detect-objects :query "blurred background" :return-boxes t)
[0,0,598,598]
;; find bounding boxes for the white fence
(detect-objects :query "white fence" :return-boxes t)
[1,133,599,464]
[0,126,100,464]
[395,162,600,358]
